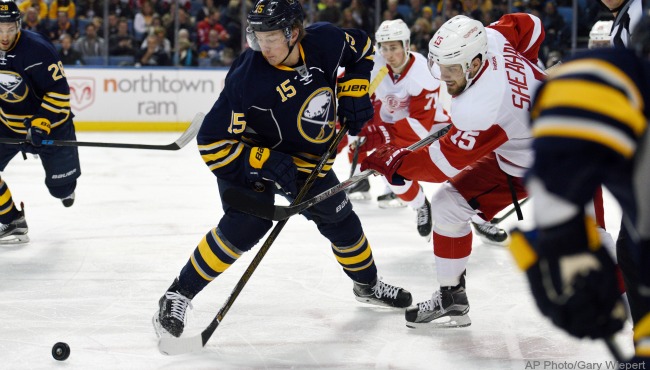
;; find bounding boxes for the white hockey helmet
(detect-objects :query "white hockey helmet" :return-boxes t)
[428,15,488,74]
[588,20,613,49]
[375,19,411,51]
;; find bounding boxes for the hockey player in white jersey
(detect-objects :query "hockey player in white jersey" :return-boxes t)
[349,19,451,239]
[362,14,547,328]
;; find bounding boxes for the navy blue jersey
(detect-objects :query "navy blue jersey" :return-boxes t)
[0,30,73,135]
[197,22,374,184]
[530,48,650,228]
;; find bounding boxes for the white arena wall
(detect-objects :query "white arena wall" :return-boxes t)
[65,67,229,131]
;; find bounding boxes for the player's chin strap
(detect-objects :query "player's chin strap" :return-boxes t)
[278,27,297,65]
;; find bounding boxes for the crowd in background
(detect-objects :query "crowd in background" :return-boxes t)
[17,0,613,68]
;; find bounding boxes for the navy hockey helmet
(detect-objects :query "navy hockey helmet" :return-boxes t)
[246,0,304,51]
[0,0,21,24]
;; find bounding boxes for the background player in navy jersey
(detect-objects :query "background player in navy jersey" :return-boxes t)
[510,15,650,363]
[0,0,80,244]
[153,0,412,338]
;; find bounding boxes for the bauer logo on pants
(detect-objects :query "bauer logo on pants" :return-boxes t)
[68,77,95,111]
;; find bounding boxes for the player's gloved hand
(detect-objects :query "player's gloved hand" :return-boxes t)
[24,117,51,147]
[245,147,297,196]
[360,144,409,185]
[509,215,627,339]
[356,122,391,152]
[337,74,373,136]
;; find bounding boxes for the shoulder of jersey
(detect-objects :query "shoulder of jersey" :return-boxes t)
[407,52,437,89]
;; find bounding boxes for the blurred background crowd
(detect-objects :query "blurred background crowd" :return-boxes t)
[18,0,612,68]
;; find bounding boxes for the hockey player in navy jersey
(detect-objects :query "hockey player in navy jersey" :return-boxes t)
[0,0,80,244]
[510,15,650,363]
[153,0,412,338]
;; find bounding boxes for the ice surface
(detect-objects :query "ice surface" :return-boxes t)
[0,132,633,369]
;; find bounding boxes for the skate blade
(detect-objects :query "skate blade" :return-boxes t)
[406,314,471,329]
[354,296,404,308]
[0,234,29,245]
[348,192,371,201]
[152,310,169,338]
[377,199,407,209]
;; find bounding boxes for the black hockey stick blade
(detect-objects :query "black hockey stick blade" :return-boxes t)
[224,125,451,221]
[0,112,205,150]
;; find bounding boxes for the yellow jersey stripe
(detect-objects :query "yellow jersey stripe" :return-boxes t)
[197,235,231,274]
[533,116,637,158]
[534,79,645,136]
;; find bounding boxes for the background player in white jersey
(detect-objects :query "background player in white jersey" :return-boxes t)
[349,19,451,240]
[362,14,546,328]
[0,0,80,244]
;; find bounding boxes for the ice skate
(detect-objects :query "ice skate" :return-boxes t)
[377,192,406,208]
[353,277,412,308]
[0,203,29,244]
[405,274,470,328]
[471,219,508,245]
[61,192,75,207]
[153,278,194,338]
[346,177,371,200]
[416,198,432,240]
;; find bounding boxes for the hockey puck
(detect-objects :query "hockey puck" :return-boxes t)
[52,342,70,361]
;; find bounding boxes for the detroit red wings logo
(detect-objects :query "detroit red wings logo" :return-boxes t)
[68,77,95,111]
[385,94,409,112]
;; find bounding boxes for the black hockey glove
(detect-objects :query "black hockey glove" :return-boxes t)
[245,147,297,196]
[509,215,626,339]
[25,117,51,147]
[337,74,373,136]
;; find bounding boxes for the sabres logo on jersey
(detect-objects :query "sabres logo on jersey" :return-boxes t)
[298,87,335,144]
[0,71,28,103]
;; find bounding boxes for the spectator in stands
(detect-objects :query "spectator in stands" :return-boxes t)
[318,0,341,24]
[347,0,372,35]
[220,0,244,54]
[141,26,171,54]
[166,7,195,49]
[59,33,84,65]
[49,11,77,45]
[75,22,106,58]
[107,12,120,37]
[48,0,76,21]
[196,7,228,47]
[410,16,432,56]
[22,7,48,37]
[177,38,198,67]
[110,18,136,56]
[220,46,235,66]
[198,28,224,66]
[339,7,362,28]
[136,33,171,67]
[109,0,133,19]
[383,0,406,22]
[134,0,158,41]
[195,0,215,23]
[541,1,568,55]
[76,0,103,20]
[18,0,47,22]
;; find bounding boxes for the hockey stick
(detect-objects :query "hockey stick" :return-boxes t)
[348,66,387,178]
[0,112,205,150]
[491,198,530,224]
[224,125,451,221]
[158,125,350,356]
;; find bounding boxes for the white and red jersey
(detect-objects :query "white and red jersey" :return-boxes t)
[370,51,451,146]
[398,13,546,182]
